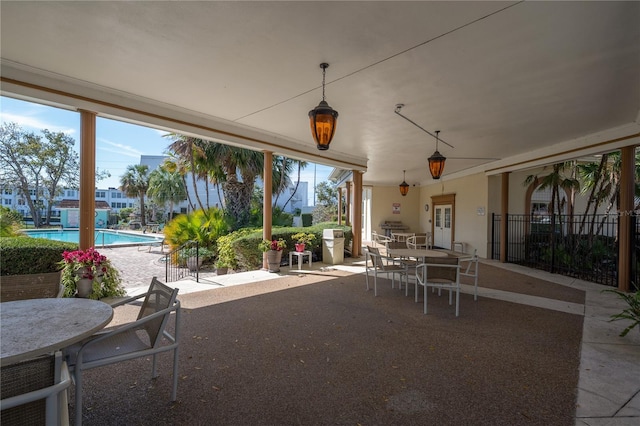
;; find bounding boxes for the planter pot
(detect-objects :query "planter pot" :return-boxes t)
[295,243,305,252]
[266,250,283,272]
[77,278,93,298]
[187,256,204,272]
[216,267,228,275]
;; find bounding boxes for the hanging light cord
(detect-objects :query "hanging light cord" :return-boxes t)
[321,64,327,101]
[394,104,454,149]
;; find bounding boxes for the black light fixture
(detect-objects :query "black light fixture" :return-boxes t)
[309,63,339,150]
[394,104,452,180]
[399,170,409,196]
[428,130,446,179]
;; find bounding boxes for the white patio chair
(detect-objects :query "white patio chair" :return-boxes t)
[1,351,71,426]
[459,249,479,301]
[415,257,461,316]
[406,235,429,250]
[365,246,408,296]
[65,277,180,426]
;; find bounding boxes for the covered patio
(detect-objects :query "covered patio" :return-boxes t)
[67,249,639,425]
[1,2,638,285]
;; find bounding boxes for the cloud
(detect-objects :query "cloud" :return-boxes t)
[0,112,75,135]
[98,139,143,159]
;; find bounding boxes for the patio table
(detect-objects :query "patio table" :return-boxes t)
[387,248,448,261]
[1,298,113,366]
[391,232,414,243]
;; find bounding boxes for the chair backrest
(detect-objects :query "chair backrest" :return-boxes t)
[0,272,62,302]
[425,257,459,282]
[406,236,416,249]
[385,241,405,250]
[137,277,179,346]
[1,351,68,425]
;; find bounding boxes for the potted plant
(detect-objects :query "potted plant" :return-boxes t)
[291,232,316,252]
[259,238,287,272]
[215,258,231,275]
[180,246,214,272]
[58,247,126,299]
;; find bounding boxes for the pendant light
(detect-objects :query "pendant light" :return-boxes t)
[428,130,446,180]
[399,170,409,196]
[308,63,339,150]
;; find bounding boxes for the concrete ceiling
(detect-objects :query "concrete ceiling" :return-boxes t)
[1,1,639,187]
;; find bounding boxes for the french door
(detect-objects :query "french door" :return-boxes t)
[433,204,452,249]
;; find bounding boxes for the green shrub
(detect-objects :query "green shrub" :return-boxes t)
[0,236,78,275]
[216,223,352,272]
[0,206,24,237]
[604,288,640,337]
[163,207,229,250]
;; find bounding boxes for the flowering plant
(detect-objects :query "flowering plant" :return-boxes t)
[291,232,316,249]
[259,238,287,252]
[58,247,126,299]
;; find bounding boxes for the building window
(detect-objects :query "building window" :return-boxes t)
[3,199,12,205]
[3,189,12,195]
[96,191,106,198]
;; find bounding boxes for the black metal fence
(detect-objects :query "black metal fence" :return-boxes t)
[164,241,200,283]
[491,213,639,291]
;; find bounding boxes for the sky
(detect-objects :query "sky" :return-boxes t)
[0,96,332,205]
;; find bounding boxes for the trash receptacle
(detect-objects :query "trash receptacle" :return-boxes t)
[322,229,345,265]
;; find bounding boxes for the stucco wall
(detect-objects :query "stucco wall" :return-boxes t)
[370,186,421,237]
[419,173,490,258]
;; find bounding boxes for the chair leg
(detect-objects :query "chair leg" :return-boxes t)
[455,288,460,317]
[152,353,158,379]
[74,368,83,426]
[171,347,179,401]
[373,273,378,297]
[424,286,428,314]
[474,275,478,301]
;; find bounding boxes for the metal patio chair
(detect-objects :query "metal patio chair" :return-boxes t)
[65,277,180,426]
[415,257,462,316]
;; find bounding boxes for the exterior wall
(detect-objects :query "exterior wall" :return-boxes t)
[60,208,108,228]
[370,185,421,238]
[420,173,490,258]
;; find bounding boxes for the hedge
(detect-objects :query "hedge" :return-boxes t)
[217,222,352,272]
[0,237,78,275]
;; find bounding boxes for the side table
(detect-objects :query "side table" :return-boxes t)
[289,250,312,270]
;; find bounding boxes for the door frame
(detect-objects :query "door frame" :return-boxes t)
[430,193,456,249]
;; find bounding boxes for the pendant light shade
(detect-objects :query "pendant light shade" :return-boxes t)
[399,170,409,196]
[309,63,338,150]
[428,131,446,179]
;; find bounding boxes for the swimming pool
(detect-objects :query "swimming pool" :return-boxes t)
[23,229,163,247]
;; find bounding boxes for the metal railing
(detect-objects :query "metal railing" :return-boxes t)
[491,212,639,290]
[164,241,199,283]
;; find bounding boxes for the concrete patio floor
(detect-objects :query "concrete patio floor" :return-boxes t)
[102,245,640,425]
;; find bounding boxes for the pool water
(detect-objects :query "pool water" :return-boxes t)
[23,229,163,246]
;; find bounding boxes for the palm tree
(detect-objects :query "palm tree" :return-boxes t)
[524,162,580,238]
[167,136,263,228]
[120,164,150,226]
[271,156,294,208]
[163,152,196,212]
[280,158,308,211]
[166,135,207,212]
[148,164,187,222]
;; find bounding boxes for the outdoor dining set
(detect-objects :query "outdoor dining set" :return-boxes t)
[366,231,479,317]
[0,276,181,426]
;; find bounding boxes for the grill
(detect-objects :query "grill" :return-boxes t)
[379,221,408,237]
